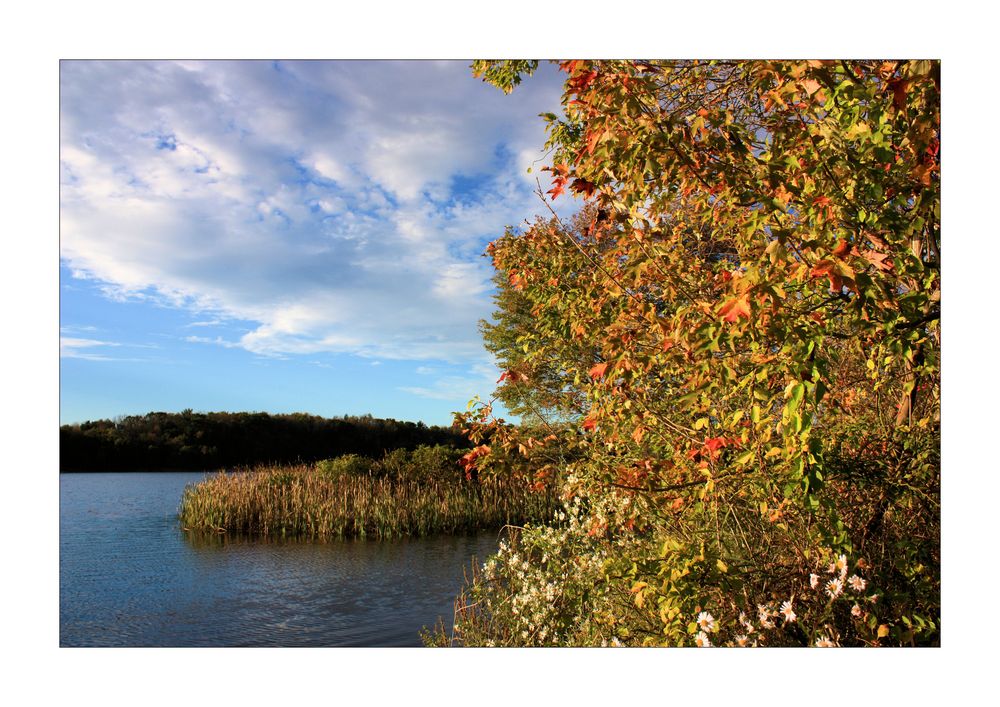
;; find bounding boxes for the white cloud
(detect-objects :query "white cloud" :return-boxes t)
[184,335,241,349]
[60,336,152,362]
[399,361,501,402]
[185,319,223,328]
[60,60,566,364]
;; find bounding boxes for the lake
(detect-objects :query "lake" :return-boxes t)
[60,472,500,646]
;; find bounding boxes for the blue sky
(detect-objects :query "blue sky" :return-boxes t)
[59,60,569,426]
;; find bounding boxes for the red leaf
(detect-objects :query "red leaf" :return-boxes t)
[888,78,908,110]
[704,437,727,454]
[570,177,597,198]
[582,416,597,431]
[589,362,609,379]
[832,239,851,257]
[718,295,751,323]
[811,258,856,292]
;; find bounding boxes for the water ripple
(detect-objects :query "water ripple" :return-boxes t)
[60,472,498,647]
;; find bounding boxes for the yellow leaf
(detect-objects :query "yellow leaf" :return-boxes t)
[877,624,890,638]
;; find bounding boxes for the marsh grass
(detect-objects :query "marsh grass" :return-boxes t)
[179,461,556,540]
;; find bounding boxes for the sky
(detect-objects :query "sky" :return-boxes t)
[59,60,569,426]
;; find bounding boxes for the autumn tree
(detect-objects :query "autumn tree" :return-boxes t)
[448,60,939,647]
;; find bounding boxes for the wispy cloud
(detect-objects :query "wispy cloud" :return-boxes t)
[60,336,151,362]
[184,335,242,349]
[185,319,223,328]
[398,362,499,402]
[60,60,566,364]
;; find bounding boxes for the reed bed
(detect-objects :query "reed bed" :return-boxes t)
[179,463,557,540]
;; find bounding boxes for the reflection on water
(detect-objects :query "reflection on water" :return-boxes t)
[60,472,500,647]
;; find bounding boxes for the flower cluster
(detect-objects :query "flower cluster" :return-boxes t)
[464,489,652,646]
[678,550,885,647]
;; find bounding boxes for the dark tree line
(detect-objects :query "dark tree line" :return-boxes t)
[60,410,466,472]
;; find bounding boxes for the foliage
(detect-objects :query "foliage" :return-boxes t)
[441,60,939,646]
[60,410,464,471]
[179,447,558,540]
[471,60,539,94]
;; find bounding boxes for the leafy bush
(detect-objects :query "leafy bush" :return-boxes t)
[439,60,939,647]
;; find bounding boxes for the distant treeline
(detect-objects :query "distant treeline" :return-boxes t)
[60,410,466,471]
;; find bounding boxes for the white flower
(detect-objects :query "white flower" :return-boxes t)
[848,574,866,592]
[780,600,797,624]
[851,604,862,618]
[825,577,844,598]
[810,573,820,589]
[735,634,749,647]
[829,554,848,576]
[757,603,776,629]
[697,611,716,633]
[815,635,837,647]
[695,631,712,647]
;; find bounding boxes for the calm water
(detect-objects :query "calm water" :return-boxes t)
[60,472,499,647]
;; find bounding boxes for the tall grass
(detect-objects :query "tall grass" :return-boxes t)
[179,462,556,540]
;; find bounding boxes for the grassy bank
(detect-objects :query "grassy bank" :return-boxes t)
[178,447,556,539]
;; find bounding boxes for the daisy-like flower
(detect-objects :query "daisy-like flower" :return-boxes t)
[825,577,844,599]
[780,600,797,624]
[757,603,776,628]
[697,611,716,633]
[815,635,837,647]
[851,604,862,618]
[694,631,712,647]
[735,634,749,647]
[848,574,866,592]
[828,554,848,576]
[810,573,820,589]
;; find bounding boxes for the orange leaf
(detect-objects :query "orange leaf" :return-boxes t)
[862,249,893,272]
[589,362,609,379]
[547,180,566,200]
[832,239,851,257]
[704,437,727,454]
[811,258,856,292]
[801,78,821,96]
[718,295,751,323]
[582,416,597,431]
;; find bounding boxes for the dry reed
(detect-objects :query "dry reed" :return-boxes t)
[179,462,556,540]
